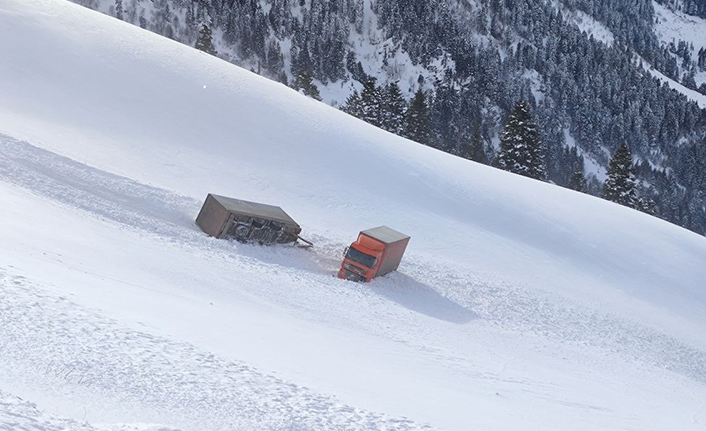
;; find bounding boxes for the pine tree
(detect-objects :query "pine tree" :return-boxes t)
[115,0,124,20]
[468,118,487,164]
[381,81,406,134]
[683,71,697,90]
[195,24,217,56]
[496,100,546,181]
[185,3,195,27]
[602,142,638,208]
[346,51,368,83]
[636,196,657,215]
[293,69,322,101]
[360,78,383,127]
[405,89,431,145]
[266,40,285,78]
[430,71,460,152]
[568,171,587,192]
[459,118,487,164]
[341,90,363,119]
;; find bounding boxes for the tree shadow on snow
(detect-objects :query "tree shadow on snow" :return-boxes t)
[368,273,477,324]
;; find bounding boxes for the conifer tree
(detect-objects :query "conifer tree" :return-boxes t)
[568,171,587,192]
[636,197,657,215]
[496,100,546,180]
[266,40,285,78]
[341,90,363,119]
[405,89,431,145]
[346,51,368,83]
[195,24,217,56]
[458,118,487,164]
[381,81,406,135]
[430,72,460,152]
[185,3,195,27]
[293,69,321,101]
[115,0,124,20]
[602,142,638,208]
[360,78,383,127]
[468,119,487,164]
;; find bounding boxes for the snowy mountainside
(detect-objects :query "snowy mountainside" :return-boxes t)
[654,0,706,87]
[2,0,706,430]
[69,0,706,237]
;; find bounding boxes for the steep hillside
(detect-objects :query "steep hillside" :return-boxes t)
[654,0,706,89]
[1,1,706,430]
[70,0,706,235]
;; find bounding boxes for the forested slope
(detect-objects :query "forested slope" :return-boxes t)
[73,0,706,234]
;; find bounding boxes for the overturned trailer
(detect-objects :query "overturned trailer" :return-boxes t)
[196,194,306,245]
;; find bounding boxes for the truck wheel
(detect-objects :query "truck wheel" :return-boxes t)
[234,224,250,239]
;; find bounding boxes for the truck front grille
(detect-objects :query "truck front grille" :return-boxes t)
[342,270,365,282]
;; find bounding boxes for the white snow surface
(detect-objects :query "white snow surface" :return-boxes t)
[550,0,615,46]
[1,1,706,430]
[645,62,706,109]
[563,129,607,182]
[653,0,706,86]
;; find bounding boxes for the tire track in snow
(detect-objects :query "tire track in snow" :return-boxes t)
[0,389,181,431]
[1,389,100,431]
[0,133,346,276]
[2,133,706,387]
[0,270,431,431]
[0,134,434,430]
[1,133,705,425]
[0,134,200,237]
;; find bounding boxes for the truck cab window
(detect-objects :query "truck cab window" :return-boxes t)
[346,247,377,268]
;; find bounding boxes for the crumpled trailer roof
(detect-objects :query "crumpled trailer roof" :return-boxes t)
[210,194,300,227]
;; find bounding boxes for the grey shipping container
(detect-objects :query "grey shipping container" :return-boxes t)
[196,194,302,244]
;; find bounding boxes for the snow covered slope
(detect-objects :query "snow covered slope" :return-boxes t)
[646,64,706,109]
[654,0,706,87]
[1,1,706,430]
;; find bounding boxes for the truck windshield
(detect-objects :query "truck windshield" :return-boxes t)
[346,247,376,269]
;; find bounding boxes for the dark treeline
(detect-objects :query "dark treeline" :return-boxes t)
[74,0,706,235]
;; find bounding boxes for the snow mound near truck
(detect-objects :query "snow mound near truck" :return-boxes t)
[1,1,706,430]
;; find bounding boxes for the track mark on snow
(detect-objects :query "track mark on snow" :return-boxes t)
[0,269,432,431]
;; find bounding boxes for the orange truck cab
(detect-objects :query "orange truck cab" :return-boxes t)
[337,226,410,282]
